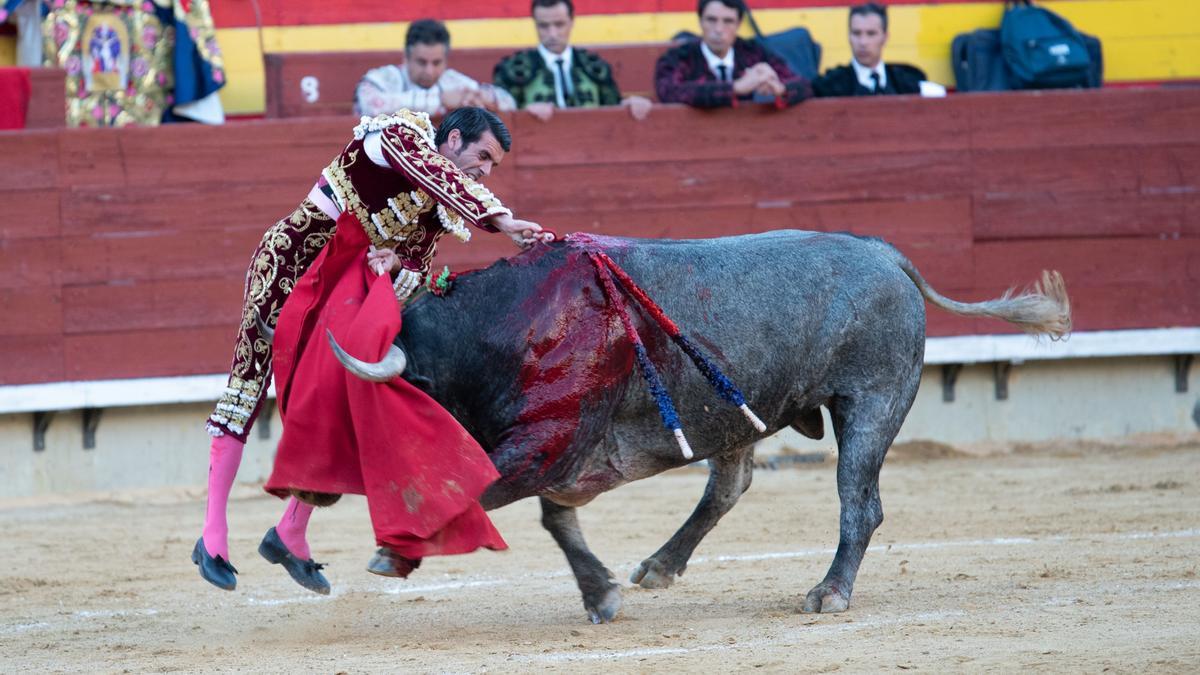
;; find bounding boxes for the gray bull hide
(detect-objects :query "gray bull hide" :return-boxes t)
[334,231,1070,623]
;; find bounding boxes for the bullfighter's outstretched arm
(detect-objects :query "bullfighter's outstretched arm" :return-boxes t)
[376,123,511,233]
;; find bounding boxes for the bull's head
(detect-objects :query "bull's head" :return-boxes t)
[326,329,408,381]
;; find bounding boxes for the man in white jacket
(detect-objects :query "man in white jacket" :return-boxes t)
[354,19,516,117]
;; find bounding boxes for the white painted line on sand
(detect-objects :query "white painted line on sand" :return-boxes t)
[691,528,1200,566]
[0,621,51,636]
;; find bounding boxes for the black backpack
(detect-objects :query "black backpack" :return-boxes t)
[1000,0,1092,89]
[951,6,1102,92]
[951,29,1012,92]
[744,5,822,82]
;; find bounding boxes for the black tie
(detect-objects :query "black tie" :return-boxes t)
[870,71,884,94]
[717,64,729,83]
[555,57,571,104]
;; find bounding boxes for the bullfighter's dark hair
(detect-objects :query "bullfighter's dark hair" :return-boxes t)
[531,0,574,18]
[849,2,888,32]
[406,18,451,51]
[436,107,513,152]
[697,0,745,20]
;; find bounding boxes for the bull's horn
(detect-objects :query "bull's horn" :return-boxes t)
[326,329,407,381]
[256,314,275,344]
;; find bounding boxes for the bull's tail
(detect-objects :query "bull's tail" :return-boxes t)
[881,243,1072,339]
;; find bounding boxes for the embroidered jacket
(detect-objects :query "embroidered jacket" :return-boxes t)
[493,47,622,108]
[654,38,811,109]
[315,111,511,287]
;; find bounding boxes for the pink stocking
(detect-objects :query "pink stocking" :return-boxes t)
[202,434,244,560]
[276,497,315,560]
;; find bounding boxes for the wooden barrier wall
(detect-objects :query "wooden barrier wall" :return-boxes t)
[0,87,1197,387]
[25,68,66,129]
[264,44,665,118]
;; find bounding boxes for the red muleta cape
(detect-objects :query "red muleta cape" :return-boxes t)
[265,210,507,559]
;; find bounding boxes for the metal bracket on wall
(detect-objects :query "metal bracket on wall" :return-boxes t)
[258,399,276,440]
[33,411,55,452]
[82,408,102,450]
[1176,354,1193,393]
[994,361,1013,401]
[941,364,963,402]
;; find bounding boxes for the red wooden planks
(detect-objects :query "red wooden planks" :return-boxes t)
[0,188,61,240]
[0,286,62,336]
[62,278,244,335]
[63,326,234,381]
[26,68,66,129]
[966,88,1200,150]
[0,335,64,384]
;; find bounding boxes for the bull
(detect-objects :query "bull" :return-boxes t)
[332,231,1070,623]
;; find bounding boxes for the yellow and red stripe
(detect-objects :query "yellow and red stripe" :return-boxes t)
[3,1,1196,115]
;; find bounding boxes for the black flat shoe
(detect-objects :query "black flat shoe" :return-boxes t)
[192,537,238,591]
[258,527,330,595]
[366,547,421,578]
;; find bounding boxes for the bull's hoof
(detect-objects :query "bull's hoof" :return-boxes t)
[585,584,622,624]
[801,581,850,613]
[630,558,680,589]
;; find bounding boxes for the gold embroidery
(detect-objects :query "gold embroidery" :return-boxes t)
[210,199,336,436]
[325,151,440,248]
[379,124,512,232]
[389,189,434,228]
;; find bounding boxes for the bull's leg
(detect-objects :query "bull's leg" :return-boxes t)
[539,497,623,624]
[630,445,754,589]
[803,393,908,613]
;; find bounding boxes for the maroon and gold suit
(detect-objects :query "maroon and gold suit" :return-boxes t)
[207,110,510,441]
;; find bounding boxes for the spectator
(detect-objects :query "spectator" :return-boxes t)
[355,19,516,117]
[493,0,652,121]
[655,0,810,109]
[812,3,945,97]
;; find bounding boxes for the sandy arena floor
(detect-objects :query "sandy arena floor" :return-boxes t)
[2,440,1199,673]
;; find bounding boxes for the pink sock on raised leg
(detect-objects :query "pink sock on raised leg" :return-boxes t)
[202,434,244,560]
[276,497,314,560]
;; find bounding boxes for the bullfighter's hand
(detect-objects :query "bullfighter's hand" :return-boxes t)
[622,95,652,121]
[367,246,400,276]
[490,213,551,248]
[526,102,556,122]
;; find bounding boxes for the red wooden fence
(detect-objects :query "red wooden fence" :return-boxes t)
[0,87,1197,386]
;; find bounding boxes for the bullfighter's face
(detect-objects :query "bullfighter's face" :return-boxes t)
[440,129,506,182]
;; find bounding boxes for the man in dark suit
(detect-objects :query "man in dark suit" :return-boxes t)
[655,0,811,109]
[493,0,652,121]
[812,3,936,97]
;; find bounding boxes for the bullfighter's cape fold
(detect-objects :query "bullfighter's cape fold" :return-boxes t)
[265,209,507,559]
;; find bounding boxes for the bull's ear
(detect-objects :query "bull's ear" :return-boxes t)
[790,408,825,440]
[402,372,435,392]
